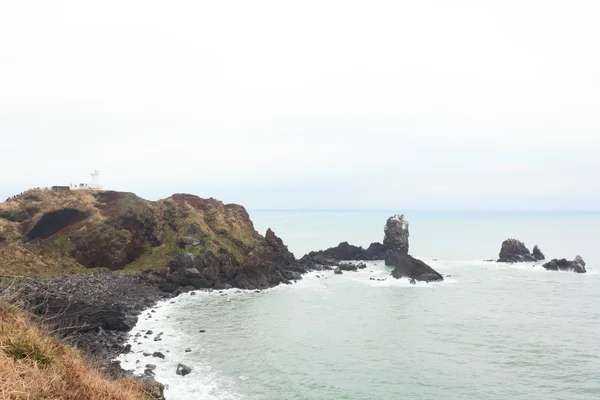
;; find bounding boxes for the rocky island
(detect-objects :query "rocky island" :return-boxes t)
[497,239,545,263]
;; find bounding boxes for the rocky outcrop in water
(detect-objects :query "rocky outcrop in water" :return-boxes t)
[388,252,444,282]
[542,256,586,273]
[301,241,386,263]
[383,215,443,282]
[497,239,545,263]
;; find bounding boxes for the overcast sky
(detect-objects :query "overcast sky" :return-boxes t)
[1,1,598,210]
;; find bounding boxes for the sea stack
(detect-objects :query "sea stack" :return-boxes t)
[384,215,443,282]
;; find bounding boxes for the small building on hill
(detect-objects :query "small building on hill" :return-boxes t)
[51,186,70,191]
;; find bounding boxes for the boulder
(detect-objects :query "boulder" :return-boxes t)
[334,267,342,274]
[176,236,203,248]
[176,364,192,377]
[152,352,165,359]
[497,239,541,263]
[388,251,443,282]
[542,256,586,273]
[167,252,195,274]
[383,214,409,254]
[338,263,358,272]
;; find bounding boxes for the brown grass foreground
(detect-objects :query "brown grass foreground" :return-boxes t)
[0,301,160,400]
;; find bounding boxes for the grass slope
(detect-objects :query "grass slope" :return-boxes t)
[0,301,161,400]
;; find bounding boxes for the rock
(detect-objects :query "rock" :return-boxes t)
[177,236,203,248]
[145,364,157,371]
[382,215,443,282]
[334,267,342,274]
[362,242,386,260]
[184,268,202,278]
[190,291,196,295]
[338,263,358,272]
[497,239,539,263]
[199,329,206,333]
[532,245,545,261]
[300,241,386,263]
[185,348,192,352]
[146,330,153,335]
[383,214,409,254]
[152,352,165,359]
[542,256,586,273]
[356,262,367,269]
[176,363,192,376]
[167,252,195,274]
[388,251,443,282]
[122,344,131,354]
[409,278,416,285]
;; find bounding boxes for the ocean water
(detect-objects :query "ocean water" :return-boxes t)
[118,211,600,400]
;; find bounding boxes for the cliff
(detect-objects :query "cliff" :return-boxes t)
[0,190,272,280]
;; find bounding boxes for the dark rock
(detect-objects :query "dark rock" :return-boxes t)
[383,214,409,254]
[338,263,357,272]
[382,215,443,282]
[176,363,192,377]
[185,348,192,352]
[234,229,297,289]
[409,278,416,285]
[143,352,152,357]
[497,239,540,263]
[152,352,165,359]
[532,245,545,261]
[334,267,342,274]
[356,262,367,269]
[300,241,386,263]
[145,364,157,371]
[388,251,443,282]
[542,256,586,273]
[199,329,206,333]
[167,252,195,274]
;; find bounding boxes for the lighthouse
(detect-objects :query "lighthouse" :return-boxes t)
[90,170,102,190]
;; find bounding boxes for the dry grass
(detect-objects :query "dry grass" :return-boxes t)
[0,301,159,400]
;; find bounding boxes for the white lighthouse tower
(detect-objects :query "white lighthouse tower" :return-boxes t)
[90,170,102,190]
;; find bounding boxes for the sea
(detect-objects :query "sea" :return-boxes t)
[118,210,600,400]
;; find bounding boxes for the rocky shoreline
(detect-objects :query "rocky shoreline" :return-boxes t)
[4,271,175,380]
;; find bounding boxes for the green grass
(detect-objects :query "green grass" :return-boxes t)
[5,340,54,368]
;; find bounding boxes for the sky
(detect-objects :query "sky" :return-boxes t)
[0,0,599,210]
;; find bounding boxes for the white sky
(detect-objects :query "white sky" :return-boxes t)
[1,0,598,209]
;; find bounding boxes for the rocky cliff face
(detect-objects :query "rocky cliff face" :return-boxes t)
[383,214,409,254]
[0,190,283,285]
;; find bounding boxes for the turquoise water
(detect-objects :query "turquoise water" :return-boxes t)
[119,211,600,399]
